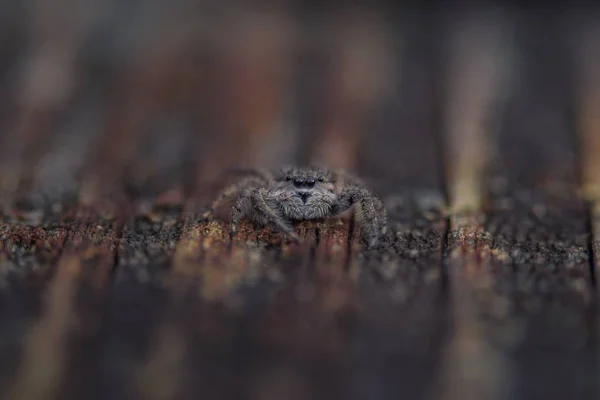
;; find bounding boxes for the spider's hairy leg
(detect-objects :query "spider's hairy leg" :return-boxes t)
[252,189,300,242]
[230,189,253,240]
[202,177,262,221]
[375,196,388,235]
[330,168,365,187]
[332,185,387,248]
[229,189,299,242]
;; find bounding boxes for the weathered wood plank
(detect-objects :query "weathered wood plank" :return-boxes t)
[433,7,516,400]
[0,4,598,400]
[3,90,130,400]
[0,93,104,397]
[63,128,191,400]
[437,9,597,400]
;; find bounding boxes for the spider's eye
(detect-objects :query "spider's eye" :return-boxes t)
[318,177,324,182]
[285,176,292,181]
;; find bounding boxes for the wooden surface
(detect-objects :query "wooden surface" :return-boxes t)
[0,2,599,400]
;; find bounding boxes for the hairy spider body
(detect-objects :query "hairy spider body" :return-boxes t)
[203,166,387,248]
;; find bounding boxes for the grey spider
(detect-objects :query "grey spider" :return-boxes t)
[202,166,388,248]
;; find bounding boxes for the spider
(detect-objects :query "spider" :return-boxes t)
[202,166,388,248]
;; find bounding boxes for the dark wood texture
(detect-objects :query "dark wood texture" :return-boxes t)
[0,2,599,400]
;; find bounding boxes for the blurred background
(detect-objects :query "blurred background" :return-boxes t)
[0,1,599,204]
[1,1,600,400]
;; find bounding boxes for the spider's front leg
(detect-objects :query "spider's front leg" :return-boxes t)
[332,185,387,248]
[230,189,252,239]
[230,189,299,242]
[252,189,300,242]
[202,177,262,221]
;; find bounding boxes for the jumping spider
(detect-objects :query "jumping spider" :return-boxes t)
[202,166,387,248]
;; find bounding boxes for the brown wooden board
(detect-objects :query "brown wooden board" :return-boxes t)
[0,3,599,400]
[480,15,598,399]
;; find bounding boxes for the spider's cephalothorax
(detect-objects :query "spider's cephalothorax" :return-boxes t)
[202,166,387,248]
